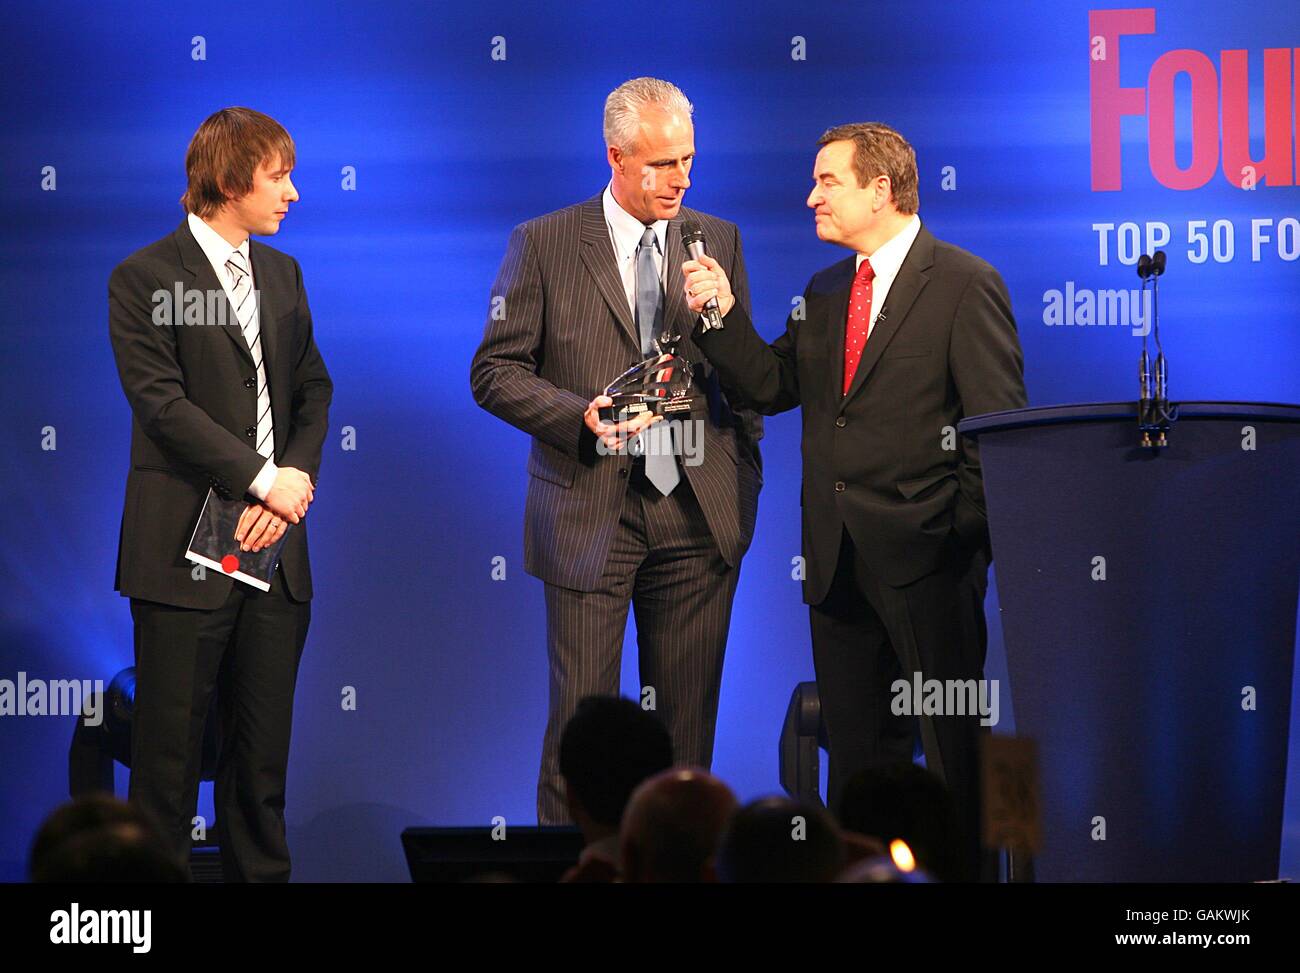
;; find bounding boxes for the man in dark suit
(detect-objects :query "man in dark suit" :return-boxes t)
[108,107,332,881]
[471,78,762,825]
[681,122,1026,879]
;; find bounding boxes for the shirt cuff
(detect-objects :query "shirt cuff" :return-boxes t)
[247,458,279,501]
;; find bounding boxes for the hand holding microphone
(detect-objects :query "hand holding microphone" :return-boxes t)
[680,222,732,330]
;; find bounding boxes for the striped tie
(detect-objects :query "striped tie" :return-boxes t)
[225,250,274,459]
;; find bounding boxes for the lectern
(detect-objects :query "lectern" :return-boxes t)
[959,402,1300,882]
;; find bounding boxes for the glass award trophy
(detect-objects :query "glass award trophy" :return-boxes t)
[598,351,695,424]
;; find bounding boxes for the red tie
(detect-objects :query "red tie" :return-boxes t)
[842,258,876,395]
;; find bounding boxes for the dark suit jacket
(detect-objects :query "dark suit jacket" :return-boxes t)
[471,194,762,592]
[694,223,1027,604]
[108,219,333,609]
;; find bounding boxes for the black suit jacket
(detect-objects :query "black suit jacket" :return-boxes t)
[108,219,332,609]
[694,223,1027,604]
[471,194,762,592]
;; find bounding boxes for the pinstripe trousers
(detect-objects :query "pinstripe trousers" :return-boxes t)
[537,463,741,825]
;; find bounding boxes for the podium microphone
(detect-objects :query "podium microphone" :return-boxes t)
[680,222,724,332]
[1137,255,1153,425]
[1150,250,1169,431]
[1135,250,1173,447]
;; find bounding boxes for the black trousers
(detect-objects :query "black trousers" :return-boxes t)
[537,465,740,825]
[810,528,993,881]
[127,566,310,882]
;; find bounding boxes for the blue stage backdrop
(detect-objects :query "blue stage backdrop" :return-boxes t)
[1,1,1296,881]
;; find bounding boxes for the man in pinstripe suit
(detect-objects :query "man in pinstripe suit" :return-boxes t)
[471,78,762,825]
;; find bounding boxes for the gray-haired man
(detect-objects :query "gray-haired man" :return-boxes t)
[471,78,762,824]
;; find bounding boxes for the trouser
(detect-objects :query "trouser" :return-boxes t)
[810,528,994,881]
[128,566,310,882]
[537,466,740,825]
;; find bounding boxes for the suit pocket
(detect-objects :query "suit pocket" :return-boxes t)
[896,470,956,500]
[527,442,576,488]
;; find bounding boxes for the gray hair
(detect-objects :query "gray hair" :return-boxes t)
[603,77,694,152]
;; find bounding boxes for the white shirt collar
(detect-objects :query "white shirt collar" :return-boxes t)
[602,183,668,262]
[187,211,250,280]
[855,214,922,278]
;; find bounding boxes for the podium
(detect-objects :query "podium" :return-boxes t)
[959,402,1300,882]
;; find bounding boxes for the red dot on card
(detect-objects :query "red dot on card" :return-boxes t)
[221,555,239,573]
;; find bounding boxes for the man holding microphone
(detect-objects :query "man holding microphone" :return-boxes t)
[472,78,762,826]
[681,123,1026,880]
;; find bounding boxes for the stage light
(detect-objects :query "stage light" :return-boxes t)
[69,667,219,796]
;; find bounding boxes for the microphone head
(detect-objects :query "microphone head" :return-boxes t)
[1136,254,1152,279]
[1151,250,1167,276]
[680,222,705,249]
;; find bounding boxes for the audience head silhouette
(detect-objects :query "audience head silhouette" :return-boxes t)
[838,762,964,882]
[560,695,673,840]
[29,794,187,883]
[716,795,845,883]
[620,768,737,883]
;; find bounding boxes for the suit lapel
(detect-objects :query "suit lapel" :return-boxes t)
[173,219,255,369]
[578,196,640,351]
[841,226,935,408]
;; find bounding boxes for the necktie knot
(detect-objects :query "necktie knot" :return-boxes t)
[856,257,875,283]
[226,250,248,282]
[638,226,657,252]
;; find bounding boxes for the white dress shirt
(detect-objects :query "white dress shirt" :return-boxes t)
[602,183,668,317]
[186,212,278,501]
[855,213,922,340]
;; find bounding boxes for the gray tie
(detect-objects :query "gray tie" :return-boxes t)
[635,227,679,496]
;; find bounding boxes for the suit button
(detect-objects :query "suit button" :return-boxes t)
[834,481,846,492]
[835,416,846,427]
[618,468,629,478]
[245,425,256,437]
[244,377,256,389]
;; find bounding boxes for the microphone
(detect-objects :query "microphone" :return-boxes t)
[1134,250,1173,447]
[680,222,724,332]
[1150,250,1169,442]
[1136,255,1153,433]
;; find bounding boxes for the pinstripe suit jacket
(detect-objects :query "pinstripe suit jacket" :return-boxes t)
[471,194,763,592]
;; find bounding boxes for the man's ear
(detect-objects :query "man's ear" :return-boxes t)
[607,144,624,174]
[210,176,239,216]
[873,175,892,212]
